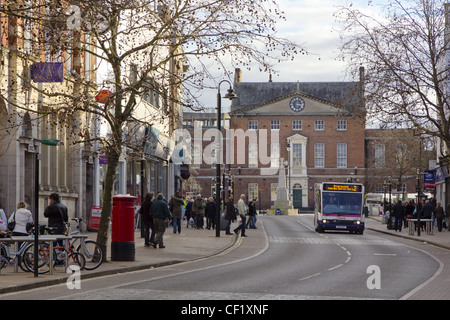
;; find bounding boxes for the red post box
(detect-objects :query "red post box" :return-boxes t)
[111,195,136,261]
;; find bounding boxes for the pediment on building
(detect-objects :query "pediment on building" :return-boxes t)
[229,91,350,117]
[287,133,308,142]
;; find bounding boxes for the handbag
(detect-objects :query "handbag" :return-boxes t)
[7,212,16,231]
[26,222,34,233]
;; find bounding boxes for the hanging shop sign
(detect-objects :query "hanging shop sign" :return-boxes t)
[95,89,113,104]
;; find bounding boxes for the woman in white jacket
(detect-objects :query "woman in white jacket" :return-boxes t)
[9,201,33,236]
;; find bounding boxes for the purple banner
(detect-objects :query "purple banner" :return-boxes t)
[30,62,64,83]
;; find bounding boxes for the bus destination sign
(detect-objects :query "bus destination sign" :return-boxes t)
[323,183,362,192]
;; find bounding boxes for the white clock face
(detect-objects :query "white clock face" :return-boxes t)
[290,97,305,112]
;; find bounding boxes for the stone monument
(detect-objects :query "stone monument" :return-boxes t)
[267,158,297,215]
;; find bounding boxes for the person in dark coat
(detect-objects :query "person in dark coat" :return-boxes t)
[225,195,236,235]
[141,192,154,247]
[44,193,68,235]
[420,200,433,231]
[185,198,193,228]
[149,193,172,248]
[245,200,257,229]
[393,200,405,232]
[205,197,216,230]
[435,202,445,232]
[168,191,184,234]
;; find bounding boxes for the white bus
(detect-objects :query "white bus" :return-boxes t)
[314,182,365,235]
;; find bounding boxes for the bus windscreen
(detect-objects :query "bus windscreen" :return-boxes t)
[322,192,363,215]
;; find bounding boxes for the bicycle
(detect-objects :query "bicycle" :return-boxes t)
[44,218,104,270]
[69,218,104,270]
[42,225,86,271]
[0,228,53,274]
[0,231,31,272]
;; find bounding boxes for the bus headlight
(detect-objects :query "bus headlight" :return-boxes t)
[355,220,361,225]
[322,219,327,224]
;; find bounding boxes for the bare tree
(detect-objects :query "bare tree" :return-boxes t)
[365,128,436,198]
[1,0,305,258]
[335,0,450,155]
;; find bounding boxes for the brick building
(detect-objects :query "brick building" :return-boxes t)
[183,69,366,210]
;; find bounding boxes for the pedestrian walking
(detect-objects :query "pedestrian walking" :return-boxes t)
[205,197,216,230]
[141,192,155,247]
[185,197,193,228]
[9,201,33,236]
[193,194,205,229]
[233,194,247,237]
[0,202,7,232]
[420,200,433,231]
[225,195,236,235]
[447,202,450,231]
[169,191,184,234]
[435,202,445,232]
[245,200,257,229]
[393,200,405,232]
[149,193,172,248]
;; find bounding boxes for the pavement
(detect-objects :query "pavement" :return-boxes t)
[2,214,450,297]
[365,214,450,250]
[0,221,242,295]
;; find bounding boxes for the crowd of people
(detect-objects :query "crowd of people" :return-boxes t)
[0,190,258,251]
[385,198,450,232]
[139,192,258,248]
[0,193,68,238]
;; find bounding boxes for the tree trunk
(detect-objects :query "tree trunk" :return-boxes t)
[96,146,120,261]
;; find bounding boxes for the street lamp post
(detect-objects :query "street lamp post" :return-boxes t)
[216,80,237,237]
[286,143,291,204]
[33,139,64,277]
[417,169,421,237]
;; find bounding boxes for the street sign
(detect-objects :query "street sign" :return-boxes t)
[41,139,64,146]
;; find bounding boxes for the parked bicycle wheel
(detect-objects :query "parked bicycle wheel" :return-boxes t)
[76,240,103,270]
[53,249,86,271]
[1,243,34,273]
[22,243,55,274]
[0,244,7,269]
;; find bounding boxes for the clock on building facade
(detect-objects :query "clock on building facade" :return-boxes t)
[289,97,305,112]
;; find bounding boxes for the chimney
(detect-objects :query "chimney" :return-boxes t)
[234,68,242,83]
[359,66,365,109]
[269,74,272,82]
[359,66,365,84]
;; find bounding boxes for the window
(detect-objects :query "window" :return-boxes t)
[375,183,384,193]
[270,143,280,167]
[314,143,324,167]
[249,143,258,168]
[337,120,347,131]
[292,143,302,168]
[396,143,407,167]
[315,120,324,131]
[397,183,406,193]
[210,146,217,168]
[270,120,280,130]
[248,183,259,201]
[293,120,302,130]
[271,183,278,201]
[337,143,347,168]
[375,144,385,167]
[248,120,258,130]
[191,144,201,169]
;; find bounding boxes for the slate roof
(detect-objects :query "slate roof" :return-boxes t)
[230,81,364,113]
